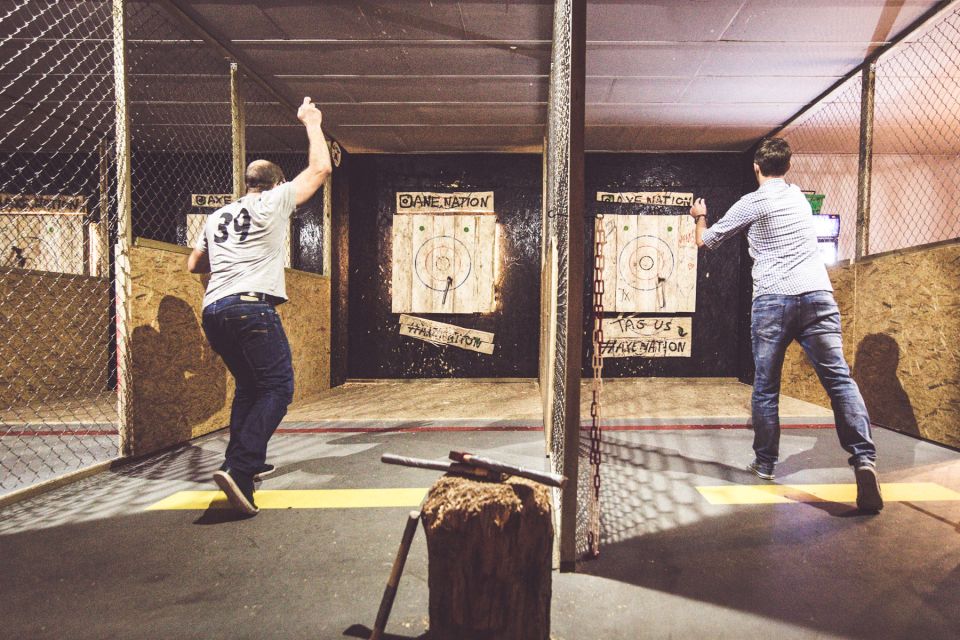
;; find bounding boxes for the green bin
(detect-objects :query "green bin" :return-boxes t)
[803,191,825,213]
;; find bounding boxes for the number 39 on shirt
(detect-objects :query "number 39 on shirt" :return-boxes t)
[213,208,252,243]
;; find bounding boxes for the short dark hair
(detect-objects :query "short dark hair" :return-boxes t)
[244,160,285,192]
[754,138,791,176]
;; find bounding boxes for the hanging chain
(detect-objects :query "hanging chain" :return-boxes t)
[587,213,606,557]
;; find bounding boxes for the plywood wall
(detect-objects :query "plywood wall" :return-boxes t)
[0,267,111,409]
[781,240,960,449]
[128,240,331,456]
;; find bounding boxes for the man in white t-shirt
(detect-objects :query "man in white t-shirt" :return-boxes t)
[187,97,331,515]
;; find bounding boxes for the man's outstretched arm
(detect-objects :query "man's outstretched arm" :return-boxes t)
[187,248,209,274]
[291,97,332,206]
[689,196,757,250]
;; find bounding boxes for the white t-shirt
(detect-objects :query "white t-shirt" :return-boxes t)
[196,182,296,309]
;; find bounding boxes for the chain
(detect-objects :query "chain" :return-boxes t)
[587,213,606,557]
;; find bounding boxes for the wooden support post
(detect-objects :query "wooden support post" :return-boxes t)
[112,0,133,456]
[230,62,245,201]
[855,61,876,261]
[322,152,333,276]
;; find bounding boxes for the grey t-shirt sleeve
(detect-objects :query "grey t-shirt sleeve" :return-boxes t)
[194,222,208,253]
[257,181,297,223]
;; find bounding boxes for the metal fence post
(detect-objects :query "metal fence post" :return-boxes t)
[112,0,134,456]
[855,61,876,260]
[230,62,246,200]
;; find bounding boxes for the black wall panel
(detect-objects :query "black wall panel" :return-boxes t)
[582,153,752,377]
[347,154,543,378]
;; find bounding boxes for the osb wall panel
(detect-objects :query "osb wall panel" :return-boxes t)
[279,269,331,403]
[0,268,110,408]
[853,243,960,448]
[780,263,856,408]
[780,241,960,449]
[129,243,231,455]
[129,241,331,456]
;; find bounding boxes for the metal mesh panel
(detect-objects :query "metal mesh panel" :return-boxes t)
[1,0,119,495]
[125,1,232,247]
[869,7,960,253]
[782,4,960,260]
[780,75,863,261]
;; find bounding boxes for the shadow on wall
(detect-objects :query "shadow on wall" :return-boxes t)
[852,333,919,436]
[131,295,226,453]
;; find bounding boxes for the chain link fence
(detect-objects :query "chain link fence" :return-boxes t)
[1,0,324,499]
[1,0,119,495]
[783,3,960,260]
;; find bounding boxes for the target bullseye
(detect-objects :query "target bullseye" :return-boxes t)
[619,235,675,290]
[415,235,473,292]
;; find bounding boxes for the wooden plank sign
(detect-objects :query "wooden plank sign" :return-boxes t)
[191,194,233,208]
[396,192,494,214]
[398,314,495,354]
[600,316,692,358]
[597,191,694,207]
[598,214,697,313]
[392,214,497,314]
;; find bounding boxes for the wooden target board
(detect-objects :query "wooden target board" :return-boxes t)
[392,213,496,314]
[599,214,698,313]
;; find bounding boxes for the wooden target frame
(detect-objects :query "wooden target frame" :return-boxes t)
[599,214,698,312]
[392,212,497,314]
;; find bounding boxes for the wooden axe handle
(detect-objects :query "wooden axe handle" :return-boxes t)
[449,451,567,488]
[380,453,499,479]
[371,510,420,640]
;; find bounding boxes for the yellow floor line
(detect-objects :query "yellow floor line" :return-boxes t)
[697,482,960,505]
[146,488,429,510]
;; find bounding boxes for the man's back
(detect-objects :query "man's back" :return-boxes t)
[701,178,833,298]
[743,179,832,297]
[200,181,296,308]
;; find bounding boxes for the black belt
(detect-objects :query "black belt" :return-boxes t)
[235,291,284,305]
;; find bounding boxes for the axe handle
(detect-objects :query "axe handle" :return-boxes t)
[449,451,567,488]
[380,453,499,479]
[371,510,420,640]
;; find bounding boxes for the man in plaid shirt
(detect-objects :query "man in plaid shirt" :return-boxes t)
[691,137,883,513]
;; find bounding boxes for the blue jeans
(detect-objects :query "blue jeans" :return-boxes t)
[201,295,294,477]
[751,291,876,467]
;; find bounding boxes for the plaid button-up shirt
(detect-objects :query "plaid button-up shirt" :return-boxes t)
[702,178,833,298]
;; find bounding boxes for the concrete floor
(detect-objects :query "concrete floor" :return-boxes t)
[1,382,957,639]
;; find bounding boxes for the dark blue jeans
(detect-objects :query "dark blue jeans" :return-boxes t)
[202,296,294,477]
[751,291,876,467]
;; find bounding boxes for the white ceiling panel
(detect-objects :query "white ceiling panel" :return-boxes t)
[724,0,937,43]
[282,76,547,104]
[680,75,848,104]
[697,41,881,77]
[587,0,744,42]
[123,0,947,153]
[588,103,798,126]
[458,1,554,41]
[586,43,710,77]
[599,77,695,103]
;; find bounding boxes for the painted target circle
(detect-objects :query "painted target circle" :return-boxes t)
[414,235,473,292]
[618,235,675,290]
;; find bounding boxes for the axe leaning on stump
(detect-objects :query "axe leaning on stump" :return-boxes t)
[369,451,567,640]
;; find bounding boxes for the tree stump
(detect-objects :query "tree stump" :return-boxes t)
[421,474,553,640]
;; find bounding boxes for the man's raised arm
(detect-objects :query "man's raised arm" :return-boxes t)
[291,97,332,206]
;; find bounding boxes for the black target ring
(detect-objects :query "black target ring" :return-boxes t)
[618,235,675,290]
[414,235,473,292]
